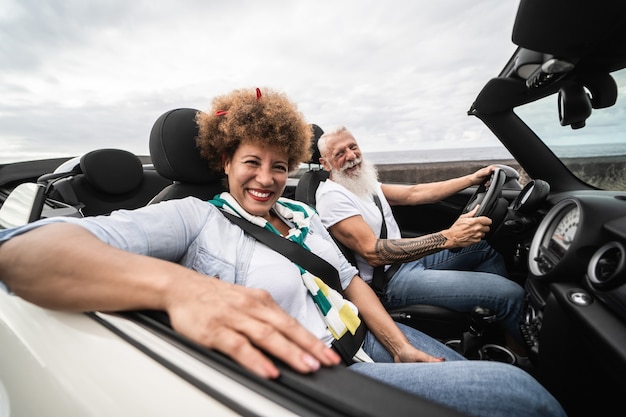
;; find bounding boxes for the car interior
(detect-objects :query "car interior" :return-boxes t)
[1,106,516,416]
[295,125,499,346]
[391,1,626,415]
[39,148,172,217]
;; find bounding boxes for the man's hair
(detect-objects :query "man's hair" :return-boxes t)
[195,87,312,173]
[317,125,349,158]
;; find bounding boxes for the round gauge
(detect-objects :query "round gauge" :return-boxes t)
[528,199,581,278]
[550,205,580,253]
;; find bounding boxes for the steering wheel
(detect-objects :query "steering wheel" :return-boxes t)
[462,165,518,235]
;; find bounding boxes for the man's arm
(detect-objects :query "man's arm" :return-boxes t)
[329,206,490,267]
[0,223,340,378]
[344,276,443,363]
[382,165,496,206]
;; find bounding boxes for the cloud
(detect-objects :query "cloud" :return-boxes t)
[0,0,521,161]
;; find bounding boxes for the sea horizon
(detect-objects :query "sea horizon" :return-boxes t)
[365,143,626,165]
[3,143,626,166]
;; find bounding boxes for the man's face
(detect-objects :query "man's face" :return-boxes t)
[321,131,363,178]
[321,130,380,198]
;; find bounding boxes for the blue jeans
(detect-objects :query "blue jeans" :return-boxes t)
[349,323,566,417]
[381,241,525,344]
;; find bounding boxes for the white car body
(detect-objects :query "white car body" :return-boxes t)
[0,290,297,417]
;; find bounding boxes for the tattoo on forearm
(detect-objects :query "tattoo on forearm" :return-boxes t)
[375,233,447,264]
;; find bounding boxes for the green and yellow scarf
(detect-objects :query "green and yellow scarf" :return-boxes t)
[209,193,371,362]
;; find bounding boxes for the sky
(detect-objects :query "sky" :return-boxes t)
[0,0,523,162]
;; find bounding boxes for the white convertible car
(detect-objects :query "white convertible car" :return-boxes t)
[2,1,626,416]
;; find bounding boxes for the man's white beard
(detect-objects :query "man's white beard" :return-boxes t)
[332,158,380,198]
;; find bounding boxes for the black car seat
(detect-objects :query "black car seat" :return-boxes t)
[148,108,226,204]
[294,126,476,342]
[41,148,172,216]
[294,124,330,207]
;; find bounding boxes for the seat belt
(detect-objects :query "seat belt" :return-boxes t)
[221,211,367,365]
[370,194,401,296]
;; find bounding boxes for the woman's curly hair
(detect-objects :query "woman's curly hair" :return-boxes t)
[195,87,313,173]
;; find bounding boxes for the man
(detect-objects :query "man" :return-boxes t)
[315,126,526,350]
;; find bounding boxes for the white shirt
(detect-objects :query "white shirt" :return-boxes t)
[316,180,401,283]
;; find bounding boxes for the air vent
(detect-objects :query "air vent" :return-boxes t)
[587,242,626,290]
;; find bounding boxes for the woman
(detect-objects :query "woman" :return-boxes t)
[0,88,565,417]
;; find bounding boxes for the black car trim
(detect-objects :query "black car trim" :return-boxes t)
[90,310,466,417]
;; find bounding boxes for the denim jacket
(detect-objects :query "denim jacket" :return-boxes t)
[0,197,357,291]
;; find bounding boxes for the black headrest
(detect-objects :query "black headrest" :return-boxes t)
[80,149,143,194]
[149,108,224,184]
[309,124,324,164]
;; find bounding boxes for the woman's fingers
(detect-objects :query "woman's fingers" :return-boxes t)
[167,278,340,379]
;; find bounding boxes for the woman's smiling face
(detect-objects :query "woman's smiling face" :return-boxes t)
[224,142,289,219]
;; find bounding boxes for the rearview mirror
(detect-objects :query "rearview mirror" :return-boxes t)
[558,84,592,129]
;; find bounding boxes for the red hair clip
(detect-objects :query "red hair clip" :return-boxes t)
[256,87,262,100]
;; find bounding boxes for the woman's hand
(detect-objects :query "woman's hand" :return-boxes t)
[345,277,446,364]
[393,342,445,363]
[164,274,342,379]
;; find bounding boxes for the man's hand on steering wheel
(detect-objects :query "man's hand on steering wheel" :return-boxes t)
[462,165,509,218]
[468,165,498,187]
[442,206,492,248]
[461,164,520,240]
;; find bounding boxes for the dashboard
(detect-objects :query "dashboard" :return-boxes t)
[507,186,626,414]
[527,191,626,296]
[503,186,626,359]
